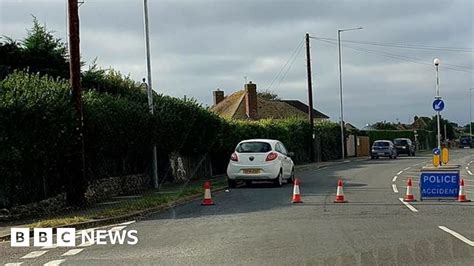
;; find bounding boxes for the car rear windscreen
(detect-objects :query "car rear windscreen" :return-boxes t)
[373,142,389,147]
[394,139,408,145]
[236,142,272,153]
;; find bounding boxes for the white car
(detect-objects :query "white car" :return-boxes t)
[226,139,295,188]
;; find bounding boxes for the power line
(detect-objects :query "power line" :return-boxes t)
[310,36,474,53]
[266,38,304,91]
[274,41,305,91]
[314,38,473,74]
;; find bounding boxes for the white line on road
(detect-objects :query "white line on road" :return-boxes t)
[110,225,127,231]
[392,176,398,182]
[404,167,411,171]
[438,226,474,246]
[78,241,94,247]
[392,184,398,193]
[43,259,66,266]
[5,263,23,266]
[21,250,48,259]
[41,244,58,249]
[62,248,84,256]
[119,220,136,226]
[468,170,473,175]
[397,170,404,175]
[399,198,418,213]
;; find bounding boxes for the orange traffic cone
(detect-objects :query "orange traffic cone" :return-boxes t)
[201,181,215,206]
[457,179,470,202]
[334,179,348,203]
[404,178,415,202]
[292,178,303,203]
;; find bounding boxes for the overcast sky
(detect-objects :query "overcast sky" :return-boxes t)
[1,0,473,127]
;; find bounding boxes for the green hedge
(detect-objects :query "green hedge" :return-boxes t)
[0,72,343,207]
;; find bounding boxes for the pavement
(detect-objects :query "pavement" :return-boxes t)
[1,149,473,265]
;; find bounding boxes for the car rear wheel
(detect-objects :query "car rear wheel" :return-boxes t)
[274,170,283,187]
[287,169,295,184]
[227,178,237,188]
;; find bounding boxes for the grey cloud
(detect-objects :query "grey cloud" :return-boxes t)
[1,0,473,127]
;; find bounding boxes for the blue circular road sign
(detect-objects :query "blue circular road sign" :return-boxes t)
[432,148,440,155]
[433,99,445,112]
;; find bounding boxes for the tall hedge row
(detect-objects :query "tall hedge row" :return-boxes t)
[0,72,341,207]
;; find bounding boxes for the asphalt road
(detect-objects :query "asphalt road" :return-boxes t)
[2,149,474,265]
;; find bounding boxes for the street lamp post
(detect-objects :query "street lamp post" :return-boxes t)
[143,0,159,189]
[434,58,441,151]
[338,27,363,160]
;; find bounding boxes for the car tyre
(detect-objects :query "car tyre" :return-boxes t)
[274,170,283,187]
[228,178,237,188]
[245,180,252,187]
[287,169,295,184]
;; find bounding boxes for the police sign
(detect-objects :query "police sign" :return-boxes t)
[420,171,459,199]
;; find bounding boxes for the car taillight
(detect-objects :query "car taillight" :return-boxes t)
[266,152,278,161]
[230,152,238,161]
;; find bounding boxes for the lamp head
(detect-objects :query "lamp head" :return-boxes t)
[433,58,440,66]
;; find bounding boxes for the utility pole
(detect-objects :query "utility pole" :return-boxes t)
[67,0,86,205]
[143,0,159,189]
[305,33,315,162]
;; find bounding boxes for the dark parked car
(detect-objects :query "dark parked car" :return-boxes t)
[393,138,416,156]
[371,140,397,159]
[460,136,473,148]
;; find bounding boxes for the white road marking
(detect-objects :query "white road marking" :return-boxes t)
[43,259,66,266]
[61,248,84,256]
[404,167,411,171]
[41,243,58,249]
[78,241,94,247]
[5,263,23,266]
[21,250,48,259]
[392,184,398,193]
[468,170,473,175]
[110,225,127,231]
[438,226,474,246]
[392,176,398,182]
[119,220,136,225]
[397,170,403,175]
[399,198,418,212]
[466,167,469,170]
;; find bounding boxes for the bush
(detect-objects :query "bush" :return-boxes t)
[314,120,343,161]
[0,71,75,206]
[0,71,347,207]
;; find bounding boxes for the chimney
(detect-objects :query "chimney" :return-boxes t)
[245,81,257,119]
[213,89,224,106]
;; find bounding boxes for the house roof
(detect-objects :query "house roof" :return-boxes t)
[279,100,329,119]
[210,90,329,120]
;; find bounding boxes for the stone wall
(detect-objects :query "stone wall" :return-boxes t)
[84,174,150,204]
[0,193,68,221]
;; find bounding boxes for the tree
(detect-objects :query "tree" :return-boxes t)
[371,121,398,130]
[257,89,280,101]
[0,17,69,80]
[426,116,456,140]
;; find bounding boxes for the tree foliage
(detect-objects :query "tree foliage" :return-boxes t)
[0,17,69,80]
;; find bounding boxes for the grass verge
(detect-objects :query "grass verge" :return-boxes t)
[25,177,227,228]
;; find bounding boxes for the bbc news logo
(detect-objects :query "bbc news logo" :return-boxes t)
[11,228,138,247]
